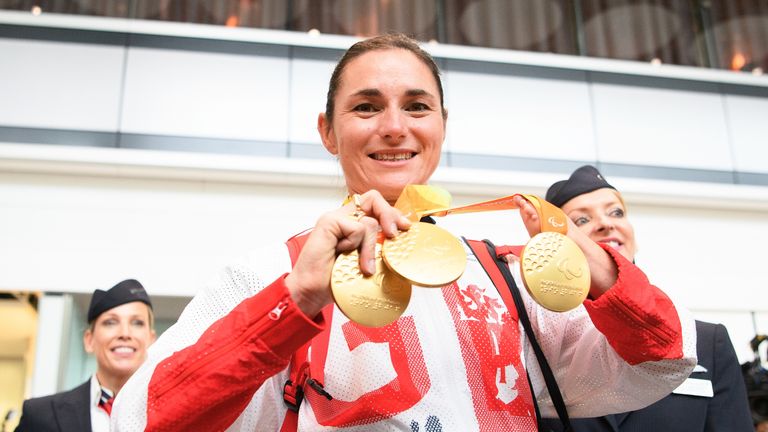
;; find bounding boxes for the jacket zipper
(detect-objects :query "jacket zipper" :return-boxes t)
[609,298,675,347]
[152,300,290,399]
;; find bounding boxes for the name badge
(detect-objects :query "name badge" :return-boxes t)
[672,377,713,398]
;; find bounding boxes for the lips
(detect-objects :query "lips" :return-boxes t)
[111,346,137,354]
[598,239,622,251]
[369,151,416,161]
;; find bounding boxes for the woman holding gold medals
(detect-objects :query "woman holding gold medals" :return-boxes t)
[112,34,697,431]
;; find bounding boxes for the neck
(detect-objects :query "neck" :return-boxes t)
[95,371,130,396]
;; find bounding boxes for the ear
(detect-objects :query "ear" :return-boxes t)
[83,329,94,354]
[149,329,157,345]
[317,113,338,155]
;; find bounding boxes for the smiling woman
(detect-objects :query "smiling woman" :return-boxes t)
[545,166,637,262]
[84,301,155,393]
[542,165,753,432]
[317,48,446,203]
[15,280,155,432]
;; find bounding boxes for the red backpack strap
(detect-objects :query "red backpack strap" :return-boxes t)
[281,231,333,431]
[281,232,311,431]
[464,238,518,320]
[495,244,523,258]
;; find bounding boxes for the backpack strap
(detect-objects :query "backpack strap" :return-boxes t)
[281,231,333,432]
[465,238,573,432]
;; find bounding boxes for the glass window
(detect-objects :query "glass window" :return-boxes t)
[705,0,768,74]
[443,0,579,55]
[1,0,765,73]
[0,0,130,17]
[579,0,707,67]
[132,0,291,29]
[289,0,438,41]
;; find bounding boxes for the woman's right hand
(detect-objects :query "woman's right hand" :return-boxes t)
[284,190,412,319]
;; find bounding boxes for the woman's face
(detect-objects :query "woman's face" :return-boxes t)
[84,301,156,382]
[561,188,637,261]
[318,48,446,203]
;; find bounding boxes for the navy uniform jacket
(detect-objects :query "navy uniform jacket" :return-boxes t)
[14,380,92,432]
[541,320,753,432]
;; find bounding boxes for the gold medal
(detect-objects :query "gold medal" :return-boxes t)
[331,245,412,327]
[382,222,466,287]
[520,231,590,312]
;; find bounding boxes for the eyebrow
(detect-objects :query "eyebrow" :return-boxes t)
[406,89,432,98]
[353,88,381,98]
[568,200,622,215]
[100,313,146,320]
[352,88,434,98]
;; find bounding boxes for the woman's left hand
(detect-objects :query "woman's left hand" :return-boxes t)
[512,195,618,298]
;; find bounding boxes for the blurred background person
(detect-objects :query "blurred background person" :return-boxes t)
[541,165,752,431]
[14,279,155,432]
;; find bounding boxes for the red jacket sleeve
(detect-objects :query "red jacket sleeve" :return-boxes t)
[145,275,325,431]
[584,244,683,365]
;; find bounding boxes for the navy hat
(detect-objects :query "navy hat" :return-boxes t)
[545,165,616,208]
[87,279,152,323]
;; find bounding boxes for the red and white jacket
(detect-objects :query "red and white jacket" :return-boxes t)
[112,232,696,431]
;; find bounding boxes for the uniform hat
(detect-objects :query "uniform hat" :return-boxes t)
[545,165,616,208]
[87,279,152,323]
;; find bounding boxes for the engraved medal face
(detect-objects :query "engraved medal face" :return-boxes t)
[382,222,467,288]
[331,245,412,327]
[520,232,590,312]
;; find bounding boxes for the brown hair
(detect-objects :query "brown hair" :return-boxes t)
[324,33,446,131]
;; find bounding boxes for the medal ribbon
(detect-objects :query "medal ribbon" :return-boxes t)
[346,185,567,236]
[428,194,567,234]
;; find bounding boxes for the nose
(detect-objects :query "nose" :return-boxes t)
[594,215,614,233]
[117,321,132,339]
[378,107,406,144]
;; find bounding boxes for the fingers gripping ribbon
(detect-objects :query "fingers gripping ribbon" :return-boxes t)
[350,193,366,221]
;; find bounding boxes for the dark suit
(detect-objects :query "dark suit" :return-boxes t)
[14,380,92,432]
[541,321,753,432]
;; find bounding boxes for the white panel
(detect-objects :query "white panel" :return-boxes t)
[692,310,766,365]
[725,94,768,174]
[592,82,732,170]
[0,172,341,297]
[0,39,123,131]
[626,204,768,313]
[30,294,71,397]
[444,68,595,160]
[121,47,290,141]
[288,56,336,145]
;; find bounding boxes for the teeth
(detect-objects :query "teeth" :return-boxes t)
[113,347,135,353]
[605,241,620,249]
[372,153,413,161]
